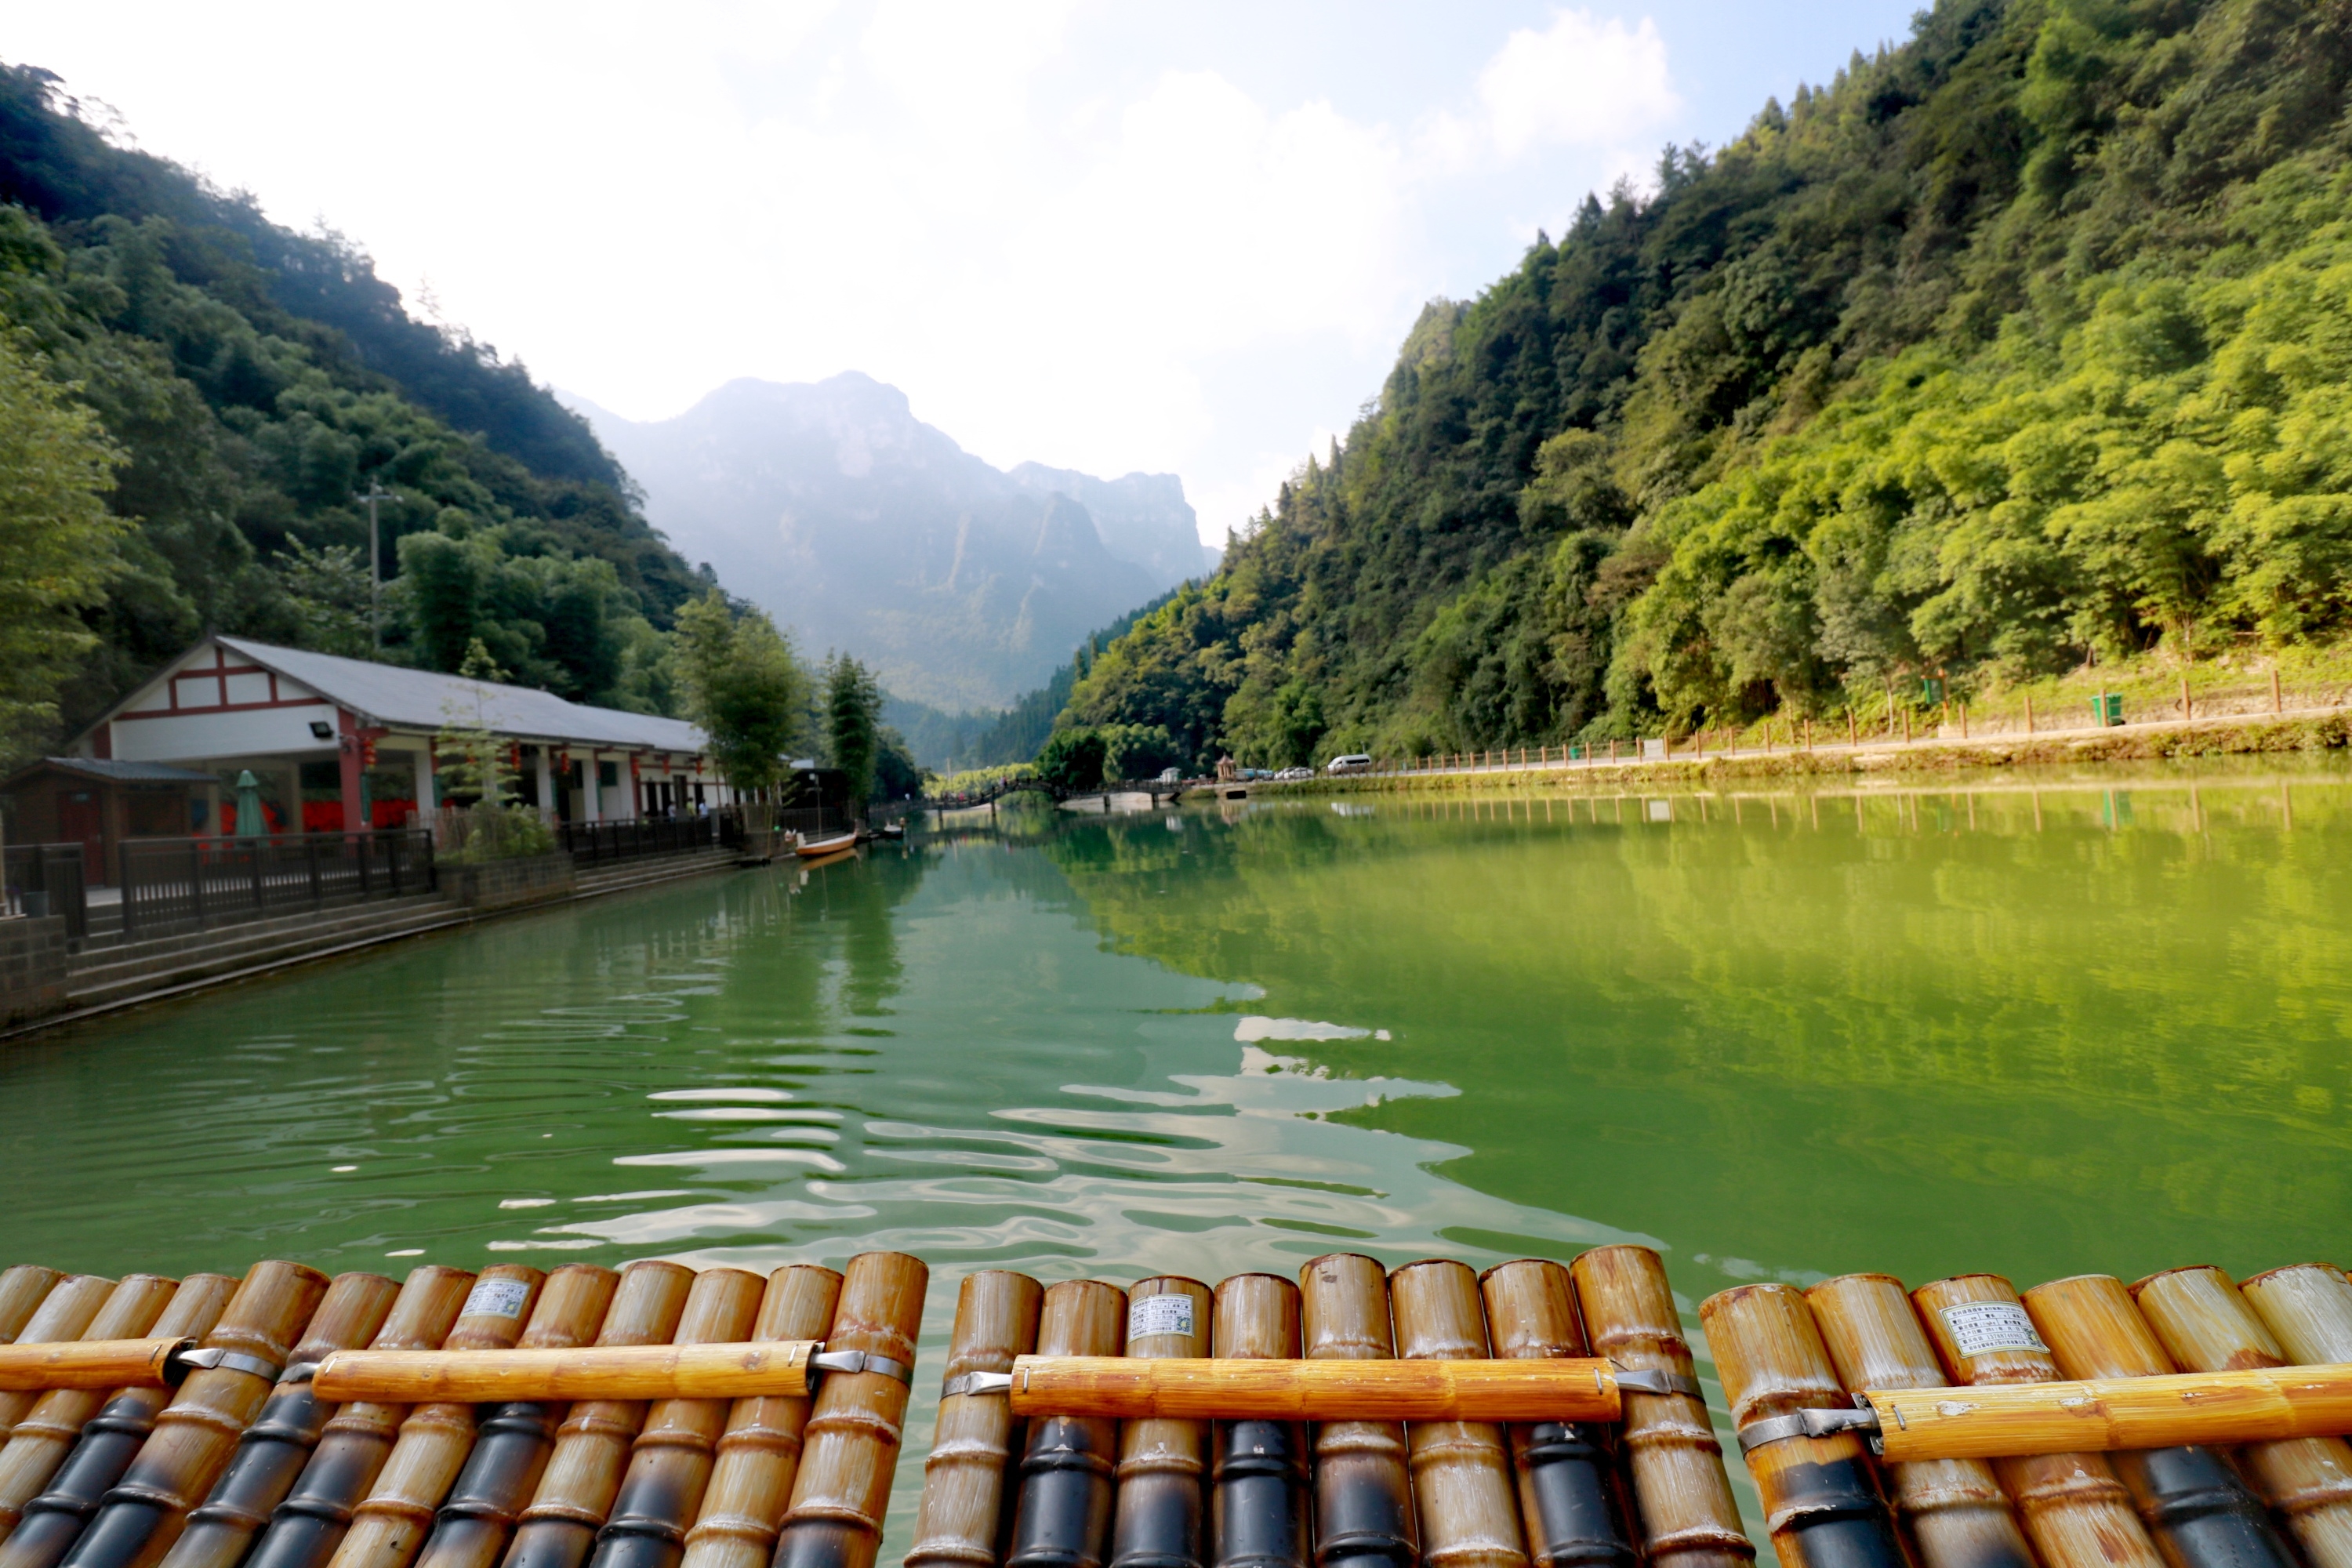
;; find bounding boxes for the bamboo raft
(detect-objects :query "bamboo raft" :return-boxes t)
[5,1254,2352,1568]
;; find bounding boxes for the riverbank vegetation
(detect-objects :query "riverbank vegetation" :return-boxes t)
[1056,0,2352,771]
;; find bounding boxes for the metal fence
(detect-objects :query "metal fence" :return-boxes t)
[557,810,740,866]
[118,829,437,941]
[2,844,88,945]
[775,807,853,843]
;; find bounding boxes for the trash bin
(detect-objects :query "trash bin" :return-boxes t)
[2091,693,2124,726]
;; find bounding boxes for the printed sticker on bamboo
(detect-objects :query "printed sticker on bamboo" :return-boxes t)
[410,1265,622,1568]
[242,1266,488,1568]
[2020,1275,2296,1568]
[1104,1275,1214,1568]
[902,1271,1041,1568]
[676,1265,845,1568]
[2242,1265,2352,1367]
[1698,1283,1904,1568]
[323,1266,549,1568]
[0,1276,234,1556]
[0,1279,122,1433]
[1004,1281,1126,1568]
[1912,1274,2158,1568]
[585,1268,769,1568]
[0,1273,66,1348]
[1207,1276,1307,1568]
[43,1258,332,1568]
[502,1263,697,1568]
[1804,1275,2031,1568]
[158,1271,419,1568]
[1565,1248,1750,1568]
[771,1251,929,1568]
[2132,1267,2352,1568]
[1390,1261,1525,1568]
[1295,1257,1412,1568]
[1479,1261,1630,1568]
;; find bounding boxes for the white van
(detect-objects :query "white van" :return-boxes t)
[1325,753,1374,775]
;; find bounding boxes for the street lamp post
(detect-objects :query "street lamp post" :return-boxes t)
[353,480,395,648]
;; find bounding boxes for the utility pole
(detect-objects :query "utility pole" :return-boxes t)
[353,479,395,649]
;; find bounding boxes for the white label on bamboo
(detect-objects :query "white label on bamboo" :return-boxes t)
[1938,1305,2047,1358]
[463,1280,533,1320]
[1127,1298,1194,1340]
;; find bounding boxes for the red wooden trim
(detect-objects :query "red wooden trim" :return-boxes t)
[115,695,332,720]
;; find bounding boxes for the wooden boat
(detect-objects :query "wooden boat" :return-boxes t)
[792,830,858,860]
[10,1252,2352,1568]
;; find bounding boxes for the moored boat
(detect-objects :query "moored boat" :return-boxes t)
[793,830,858,859]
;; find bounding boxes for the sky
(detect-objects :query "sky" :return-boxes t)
[7,2,1924,546]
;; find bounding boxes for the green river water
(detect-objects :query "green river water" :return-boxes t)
[6,757,2351,1551]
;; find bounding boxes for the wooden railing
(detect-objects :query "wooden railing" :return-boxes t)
[118,829,436,940]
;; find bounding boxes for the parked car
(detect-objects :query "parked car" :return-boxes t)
[1274,766,1312,781]
[1325,753,1374,775]
[1157,767,1182,783]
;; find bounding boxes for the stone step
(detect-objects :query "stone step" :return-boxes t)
[66,901,463,1003]
[575,849,739,897]
[71,894,450,967]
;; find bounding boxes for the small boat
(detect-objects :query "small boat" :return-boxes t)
[862,822,905,842]
[795,829,858,858]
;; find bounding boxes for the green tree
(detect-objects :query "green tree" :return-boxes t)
[1036,727,1108,791]
[673,592,804,797]
[823,653,884,811]
[0,332,125,765]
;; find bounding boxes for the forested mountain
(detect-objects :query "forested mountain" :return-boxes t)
[1064,0,2352,769]
[0,62,706,757]
[570,376,1210,713]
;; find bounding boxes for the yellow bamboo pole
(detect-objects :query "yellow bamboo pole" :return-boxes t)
[1479,1259,1629,1568]
[1299,1256,1412,1568]
[1390,1260,1525,1568]
[2244,1265,2352,1366]
[1005,1282,1125,1568]
[1208,1275,1308,1568]
[903,1272,1040,1568]
[771,1253,928,1568]
[1001,1360,1620,1422]
[0,1273,66,1348]
[0,1279,119,1423]
[1106,1276,1212,1568]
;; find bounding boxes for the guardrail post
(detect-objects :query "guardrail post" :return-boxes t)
[307,834,323,909]
[187,840,205,927]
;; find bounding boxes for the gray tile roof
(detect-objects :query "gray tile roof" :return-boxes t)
[216,638,707,753]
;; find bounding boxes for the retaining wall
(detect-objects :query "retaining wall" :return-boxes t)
[0,916,70,1028]
[441,853,577,911]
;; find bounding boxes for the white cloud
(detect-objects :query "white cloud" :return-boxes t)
[1477,9,1679,157]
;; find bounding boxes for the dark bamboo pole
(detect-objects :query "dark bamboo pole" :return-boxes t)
[1912,1274,2158,1568]
[1565,1248,1749,1568]
[411,1266,624,1568]
[903,1272,1042,1568]
[1005,1283,1127,1568]
[502,1264,697,1568]
[324,1267,550,1568]
[1479,1261,1630,1568]
[1804,1275,2030,1568]
[157,1270,424,1568]
[245,1266,507,1568]
[1390,1261,1525,1568]
[1298,1257,1411,1568]
[771,1250,930,1568]
[2133,1267,2352,1568]
[2242,1264,2352,1369]
[677,1266,847,1568]
[2021,1275,2296,1568]
[0,1277,234,1549]
[0,1272,66,1346]
[39,1259,332,1568]
[1106,1276,1214,1568]
[0,1279,122,1432]
[1698,1283,1904,1568]
[1207,1276,1307,1568]
[586,1269,771,1568]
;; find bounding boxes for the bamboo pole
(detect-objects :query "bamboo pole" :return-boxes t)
[0,1345,190,1394]
[0,1279,119,1425]
[0,1277,234,1551]
[35,1259,332,1568]
[1911,1274,2156,1568]
[503,1264,698,1568]
[1390,1261,1525,1568]
[0,1273,65,1348]
[903,1271,1042,1568]
[1207,1276,1307,1568]
[1106,1276,1213,1568]
[1479,1260,1629,1568]
[1566,1248,1749,1568]
[771,1251,928,1568]
[2022,1275,2296,1568]
[1299,1256,1413,1568]
[586,1268,770,1568]
[1005,1282,1126,1568]
[2243,1265,2352,1365]
[314,1347,833,1406]
[323,1267,551,1568]
[676,1266,844,1568]
[157,1270,423,1568]
[245,1267,510,1568]
[1804,1275,2030,1568]
[2133,1267,2352,1568]
[1003,1362,1618,1423]
[405,1265,622,1568]
[1698,1283,1904,1568]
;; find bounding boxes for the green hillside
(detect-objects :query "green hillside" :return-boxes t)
[0,63,708,760]
[1063,0,2352,768]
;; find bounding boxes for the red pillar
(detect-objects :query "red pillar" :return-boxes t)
[337,707,365,832]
